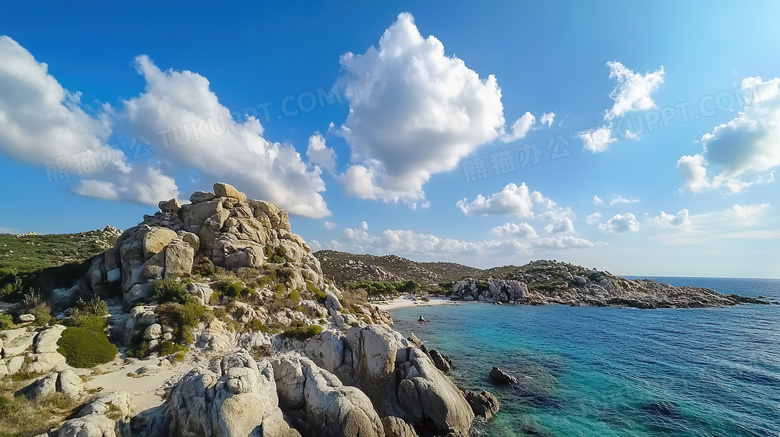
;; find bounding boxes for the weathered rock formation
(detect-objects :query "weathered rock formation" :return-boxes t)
[450,260,767,308]
[4,184,482,437]
[67,182,325,308]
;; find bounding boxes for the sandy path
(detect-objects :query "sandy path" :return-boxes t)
[85,356,197,415]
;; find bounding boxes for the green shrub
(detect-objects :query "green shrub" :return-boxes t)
[306,282,327,303]
[157,341,188,357]
[289,289,300,303]
[28,303,53,326]
[172,351,186,363]
[73,297,109,316]
[150,278,192,305]
[192,258,216,277]
[156,302,206,344]
[57,327,118,368]
[244,318,271,333]
[215,278,246,299]
[281,324,323,341]
[125,342,149,359]
[68,314,106,333]
[0,313,14,329]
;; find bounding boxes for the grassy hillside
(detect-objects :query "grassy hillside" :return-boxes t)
[0,227,119,300]
[314,250,481,286]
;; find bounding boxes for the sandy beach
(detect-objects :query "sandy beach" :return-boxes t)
[372,296,460,310]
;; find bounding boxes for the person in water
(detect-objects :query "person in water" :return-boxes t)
[418,315,428,323]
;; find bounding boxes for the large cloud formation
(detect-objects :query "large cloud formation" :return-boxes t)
[117,56,329,217]
[678,76,780,193]
[0,36,179,204]
[338,13,505,204]
[0,36,330,216]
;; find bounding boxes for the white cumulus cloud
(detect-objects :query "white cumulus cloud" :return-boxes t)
[599,213,640,233]
[578,126,616,152]
[605,61,665,120]
[541,112,555,128]
[503,112,535,142]
[678,77,780,193]
[586,212,602,225]
[610,194,639,205]
[490,223,538,239]
[306,133,336,173]
[0,36,112,162]
[457,183,562,218]
[0,36,178,205]
[337,12,505,204]
[118,56,329,217]
[592,195,605,206]
[650,209,691,231]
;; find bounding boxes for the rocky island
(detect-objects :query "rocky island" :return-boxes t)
[0,183,768,437]
[316,252,767,309]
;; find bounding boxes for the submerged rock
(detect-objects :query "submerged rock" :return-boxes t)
[490,366,518,384]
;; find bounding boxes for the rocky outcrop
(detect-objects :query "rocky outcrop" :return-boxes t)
[153,325,473,436]
[166,351,300,437]
[490,366,517,384]
[449,260,767,308]
[55,390,133,437]
[381,416,419,437]
[76,182,325,307]
[0,325,68,376]
[21,369,83,400]
[451,279,527,303]
[463,389,500,420]
[271,356,384,437]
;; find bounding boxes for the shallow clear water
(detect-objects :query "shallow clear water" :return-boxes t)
[390,277,780,436]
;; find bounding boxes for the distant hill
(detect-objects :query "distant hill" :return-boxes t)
[313,252,768,309]
[313,250,481,286]
[0,226,121,297]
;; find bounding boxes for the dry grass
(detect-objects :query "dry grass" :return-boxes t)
[0,378,82,436]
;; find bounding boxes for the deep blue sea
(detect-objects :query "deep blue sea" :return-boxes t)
[390,277,780,437]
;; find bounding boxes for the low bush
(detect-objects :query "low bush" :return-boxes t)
[289,288,300,303]
[306,282,327,304]
[0,314,14,329]
[150,278,193,305]
[192,258,216,277]
[57,327,118,368]
[281,324,323,341]
[243,318,271,333]
[155,302,206,344]
[215,278,247,299]
[67,314,106,333]
[28,303,53,326]
[157,341,188,357]
[73,296,109,317]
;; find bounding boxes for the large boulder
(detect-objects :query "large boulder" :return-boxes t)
[35,324,67,354]
[142,228,177,259]
[490,366,518,384]
[213,182,247,202]
[166,351,300,437]
[381,416,419,437]
[463,389,500,420]
[1,328,36,357]
[343,325,474,436]
[271,356,383,437]
[21,369,83,400]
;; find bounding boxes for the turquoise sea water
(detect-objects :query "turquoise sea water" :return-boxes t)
[389,277,780,437]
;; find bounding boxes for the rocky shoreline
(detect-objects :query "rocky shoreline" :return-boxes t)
[449,262,768,308]
[0,184,487,437]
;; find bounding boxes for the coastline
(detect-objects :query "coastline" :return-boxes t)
[373,296,460,310]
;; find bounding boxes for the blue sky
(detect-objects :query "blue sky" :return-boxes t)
[1,1,779,277]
